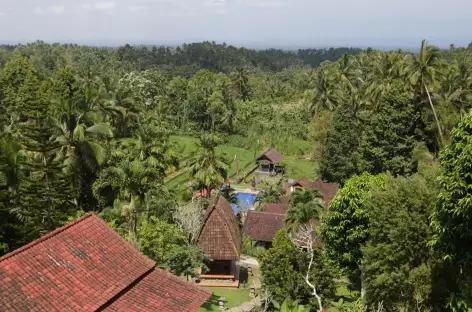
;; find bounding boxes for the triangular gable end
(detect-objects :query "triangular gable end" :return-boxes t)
[197,196,241,260]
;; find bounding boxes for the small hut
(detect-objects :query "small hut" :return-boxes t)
[255,148,284,175]
[197,196,242,287]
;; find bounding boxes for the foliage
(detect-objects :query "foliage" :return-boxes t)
[285,189,324,229]
[319,103,359,184]
[242,237,267,259]
[139,216,206,278]
[321,173,386,289]
[362,168,439,310]
[432,110,472,306]
[255,177,284,206]
[358,85,422,176]
[260,229,336,309]
[187,134,229,196]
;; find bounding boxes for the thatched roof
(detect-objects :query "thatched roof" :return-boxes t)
[197,196,241,260]
[256,148,283,164]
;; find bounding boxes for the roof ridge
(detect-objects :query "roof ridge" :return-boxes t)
[213,196,240,256]
[249,211,286,216]
[0,212,95,263]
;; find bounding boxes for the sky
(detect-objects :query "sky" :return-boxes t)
[0,0,470,49]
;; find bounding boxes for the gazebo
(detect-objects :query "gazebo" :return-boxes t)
[197,196,242,287]
[255,148,284,176]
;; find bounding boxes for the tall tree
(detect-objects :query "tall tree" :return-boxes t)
[285,189,324,229]
[363,169,440,310]
[319,103,360,184]
[16,97,76,239]
[358,85,421,176]
[432,110,472,308]
[322,173,386,292]
[187,134,228,197]
[403,40,445,147]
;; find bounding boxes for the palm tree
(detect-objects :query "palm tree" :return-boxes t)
[402,40,445,146]
[230,67,250,101]
[337,54,360,91]
[98,76,138,138]
[118,119,179,176]
[285,189,324,228]
[309,68,340,117]
[437,57,472,118]
[93,158,165,248]
[0,135,26,207]
[53,97,113,209]
[187,134,228,198]
[365,53,401,109]
[254,177,284,207]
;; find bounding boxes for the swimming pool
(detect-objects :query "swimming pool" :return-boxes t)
[231,192,258,215]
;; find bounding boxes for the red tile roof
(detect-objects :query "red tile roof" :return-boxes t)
[0,213,211,312]
[279,196,290,204]
[243,211,285,242]
[285,177,339,209]
[197,196,241,260]
[263,203,289,215]
[313,178,339,209]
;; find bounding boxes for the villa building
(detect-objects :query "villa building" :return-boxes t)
[196,196,242,287]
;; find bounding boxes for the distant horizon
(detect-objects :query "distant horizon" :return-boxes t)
[1,38,469,51]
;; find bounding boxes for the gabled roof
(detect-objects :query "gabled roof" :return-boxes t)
[313,178,339,209]
[263,203,289,215]
[292,176,315,189]
[197,196,242,260]
[243,211,285,242]
[285,177,339,209]
[0,213,211,312]
[256,148,283,164]
[279,196,290,204]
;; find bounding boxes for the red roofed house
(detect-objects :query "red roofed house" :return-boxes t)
[243,211,286,248]
[284,177,339,209]
[263,203,289,215]
[197,196,242,287]
[0,213,211,312]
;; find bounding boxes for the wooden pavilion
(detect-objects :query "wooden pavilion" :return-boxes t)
[255,148,284,174]
[196,196,242,287]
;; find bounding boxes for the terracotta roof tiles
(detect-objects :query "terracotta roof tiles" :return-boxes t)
[243,211,285,242]
[263,203,289,215]
[0,213,211,312]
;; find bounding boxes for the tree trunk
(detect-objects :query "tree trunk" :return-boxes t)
[424,83,445,147]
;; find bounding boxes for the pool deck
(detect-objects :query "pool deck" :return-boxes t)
[233,189,259,194]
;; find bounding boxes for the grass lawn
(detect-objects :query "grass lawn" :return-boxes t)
[166,135,318,192]
[198,287,251,312]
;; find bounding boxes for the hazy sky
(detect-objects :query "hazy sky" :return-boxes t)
[0,0,470,48]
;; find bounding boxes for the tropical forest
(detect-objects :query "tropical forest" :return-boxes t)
[1,40,472,311]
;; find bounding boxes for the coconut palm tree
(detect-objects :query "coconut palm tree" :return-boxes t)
[230,67,250,101]
[309,67,341,117]
[285,189,324,228]
[53,97,113,210]
[93,158,165,248]
[337,54,361,91]
[365,53,401,109]
[402,40,445,146]
[187,134,228,198]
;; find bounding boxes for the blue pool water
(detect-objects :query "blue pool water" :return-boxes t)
[231,192,258,215]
